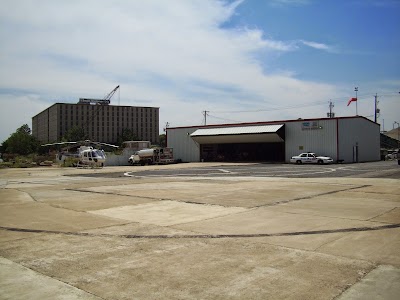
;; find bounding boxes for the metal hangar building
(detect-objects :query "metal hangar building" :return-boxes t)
[166,116,380,163]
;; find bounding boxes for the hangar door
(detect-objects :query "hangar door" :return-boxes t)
[191,124,285,162]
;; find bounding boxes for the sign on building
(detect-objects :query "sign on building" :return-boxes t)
[301,121,322,130]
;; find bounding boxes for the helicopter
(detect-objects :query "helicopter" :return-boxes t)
[41,140,119,168]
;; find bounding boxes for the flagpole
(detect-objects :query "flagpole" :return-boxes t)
[354,87,358,115]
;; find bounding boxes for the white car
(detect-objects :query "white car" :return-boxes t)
[290,152,334,164]
[385,151,398,160]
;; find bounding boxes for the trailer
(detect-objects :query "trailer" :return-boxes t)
[128,147,174,165]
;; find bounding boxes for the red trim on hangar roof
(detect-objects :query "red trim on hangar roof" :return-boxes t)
[166,115,379,130]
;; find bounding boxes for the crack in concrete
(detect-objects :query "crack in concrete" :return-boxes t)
[66,184,373,211]
[331,265,379,300]
[1,257,107,300]
[1,223,399,240]
[65,188,170,201]
[253,185,372,208]
[65,188,247,209]
[367,207,399,222]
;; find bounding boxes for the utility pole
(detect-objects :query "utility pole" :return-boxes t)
[354,87,358,116]
[327,101,335,118]
[202,110,209,125]
[374,93,379,123]
[162,122,170,148]
[163,122,170,133]
[394,121,400,151]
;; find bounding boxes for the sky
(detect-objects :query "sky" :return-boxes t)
[0,0,399,143]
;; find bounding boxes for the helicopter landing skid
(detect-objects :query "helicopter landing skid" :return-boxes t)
[76,161,103,169]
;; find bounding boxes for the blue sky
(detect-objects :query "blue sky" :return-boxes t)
[229,0,400,83]
[0,0,399,143]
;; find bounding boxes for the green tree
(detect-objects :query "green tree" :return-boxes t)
[63,126,87,142]
[117,128,138,146]
[3,124,39,155]
[159,134,166,147]
[17,124,31,135]
[0,140,8,153]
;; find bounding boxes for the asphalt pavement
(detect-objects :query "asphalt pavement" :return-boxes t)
[75,160,400,179]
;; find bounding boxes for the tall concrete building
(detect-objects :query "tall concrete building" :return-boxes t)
[32,103,159,145]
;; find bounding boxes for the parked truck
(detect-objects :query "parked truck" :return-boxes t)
[128,147,174,165]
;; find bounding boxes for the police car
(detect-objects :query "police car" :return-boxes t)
[290,152,334,164]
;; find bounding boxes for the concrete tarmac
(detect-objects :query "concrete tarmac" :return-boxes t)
[0,163,399,299]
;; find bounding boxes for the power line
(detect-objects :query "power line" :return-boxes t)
[207,114,243,123]
[201,92,398,127]
[212,92,399,114]
[213,100,327,114]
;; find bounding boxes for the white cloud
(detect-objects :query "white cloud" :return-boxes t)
[0,0,383,142]
[300,40,333,51]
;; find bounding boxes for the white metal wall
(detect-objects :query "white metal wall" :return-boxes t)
[285,119,338,162]
[338,118,380,163]
[167,127,200,162]
[105,149,136,166]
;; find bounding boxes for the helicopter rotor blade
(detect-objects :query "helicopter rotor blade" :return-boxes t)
[41,142,77,147]
[96,142,119,148]
[87,141,119,148]
[42,140,118,150]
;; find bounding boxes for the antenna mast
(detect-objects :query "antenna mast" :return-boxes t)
[374,93,379,123]
[327,101,335,118]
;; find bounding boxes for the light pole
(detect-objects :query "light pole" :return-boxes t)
[395,121,400,164]
[374,93,379,123]
[354,87,358,115]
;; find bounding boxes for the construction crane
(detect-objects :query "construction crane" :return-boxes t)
[78,85,120,105]
[103,85,120,104]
